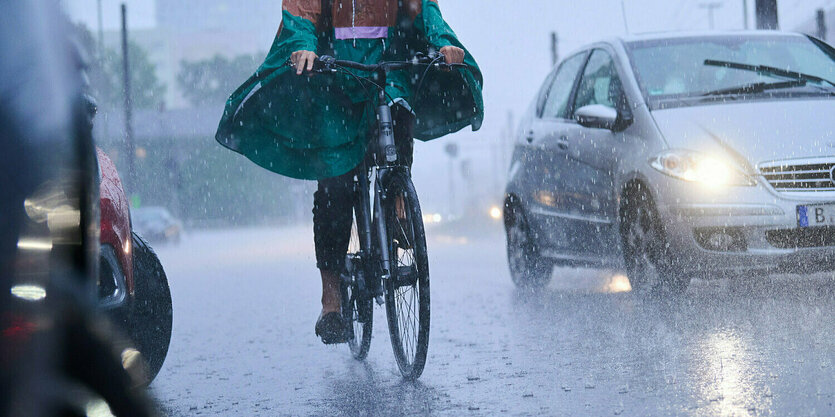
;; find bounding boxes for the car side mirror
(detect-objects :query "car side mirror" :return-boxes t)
[575,104,630,131]
[575,104,618,130]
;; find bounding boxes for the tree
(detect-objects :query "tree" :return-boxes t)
[73,23,166,111]
[176,54,262,107]
[94,44,167,110]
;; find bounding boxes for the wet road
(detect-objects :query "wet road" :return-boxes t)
[149,223,835,416]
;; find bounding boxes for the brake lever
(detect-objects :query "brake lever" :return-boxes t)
[425,52,468,70]
[413,51,445,65]
[434,62,468,71]
[427,51,445,62]
[308,56,337,74]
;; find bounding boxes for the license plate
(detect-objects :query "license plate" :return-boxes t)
[797,203,835,227]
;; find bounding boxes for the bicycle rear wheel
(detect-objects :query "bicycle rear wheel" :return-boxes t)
[341,207,373,360]
[383,171,430,379]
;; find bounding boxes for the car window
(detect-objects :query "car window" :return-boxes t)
[540,52,587,119]
[534,69,558,116]
[572,49,628,113]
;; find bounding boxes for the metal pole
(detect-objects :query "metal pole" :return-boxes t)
[492,133,499,196]
[620,0,630,34]
[755,0,779,30]
[97,0,104,61]
[708,7,715,30]
[444,143,459,218]
[505,111,513,172]
[448,157,455,218]
[700,2,723,30]
[817,9,827,41]
[121,3,135,194]
[550,32,559,66]
[743,0,749,29]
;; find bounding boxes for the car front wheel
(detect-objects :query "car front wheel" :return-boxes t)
[619,187,690,295]
[505,204,553,289]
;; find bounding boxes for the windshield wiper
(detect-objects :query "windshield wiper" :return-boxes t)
[701,79,808,97]
[704,59,835,87]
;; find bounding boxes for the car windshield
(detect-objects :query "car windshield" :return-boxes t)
[626,35,835,108]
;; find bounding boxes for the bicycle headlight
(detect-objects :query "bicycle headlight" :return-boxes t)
[649,150,755,188]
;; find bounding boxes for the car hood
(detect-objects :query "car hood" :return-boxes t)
[651,99,835,169]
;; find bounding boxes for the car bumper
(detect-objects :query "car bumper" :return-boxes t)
[652,174,835,277]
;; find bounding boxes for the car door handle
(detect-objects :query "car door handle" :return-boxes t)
[556,136,569,150]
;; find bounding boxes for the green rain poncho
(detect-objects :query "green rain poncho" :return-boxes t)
[215,0,483,180]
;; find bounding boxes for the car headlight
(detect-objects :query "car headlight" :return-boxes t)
[649,150,755,188]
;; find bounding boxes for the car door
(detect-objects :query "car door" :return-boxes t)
[564,48,632,256]
[521,51,589,254]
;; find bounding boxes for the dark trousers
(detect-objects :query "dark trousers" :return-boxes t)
[313,106,414,272]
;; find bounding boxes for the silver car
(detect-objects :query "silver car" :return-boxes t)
[503,31,835,293]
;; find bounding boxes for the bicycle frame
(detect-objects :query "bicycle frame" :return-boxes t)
[352,73,402,304]
[315,52,466,376]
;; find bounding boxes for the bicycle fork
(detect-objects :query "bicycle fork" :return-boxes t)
[352,163,388,306]
[374,171,392,303]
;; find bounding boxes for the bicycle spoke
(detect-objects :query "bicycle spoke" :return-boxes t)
[394,293,419,365]
[384,175,429,378]
[394,278,418,363]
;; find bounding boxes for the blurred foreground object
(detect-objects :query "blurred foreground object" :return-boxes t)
[0,1,155,415]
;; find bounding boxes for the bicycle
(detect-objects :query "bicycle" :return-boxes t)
[306,52,466,379]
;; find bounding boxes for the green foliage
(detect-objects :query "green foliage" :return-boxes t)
[177,54,262,107]
[73,23,166,111]
[93,45,167,110]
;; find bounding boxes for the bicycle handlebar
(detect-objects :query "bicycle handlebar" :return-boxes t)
[309,52,468,74]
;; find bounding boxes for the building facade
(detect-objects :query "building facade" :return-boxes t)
[102,0,282,109]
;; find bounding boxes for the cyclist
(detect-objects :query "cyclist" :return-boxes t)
[215,0,483,344]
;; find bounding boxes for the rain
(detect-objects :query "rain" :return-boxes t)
[2,0,835,416]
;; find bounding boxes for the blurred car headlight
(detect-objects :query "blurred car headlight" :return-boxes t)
[649,150,755,188]
[489,205,502,220]
[422,213,443,224]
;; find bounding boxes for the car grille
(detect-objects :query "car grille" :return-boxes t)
[766,226,835,249]
[759,159,835,192]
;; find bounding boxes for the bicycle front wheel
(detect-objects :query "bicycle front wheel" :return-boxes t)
[383,171,430,379]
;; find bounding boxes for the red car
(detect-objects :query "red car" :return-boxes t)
[97,148,173,384]
[97,148,133,311]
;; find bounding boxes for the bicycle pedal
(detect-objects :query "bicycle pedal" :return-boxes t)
[375,295,385,305]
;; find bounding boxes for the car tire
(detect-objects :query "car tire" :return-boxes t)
[129,231,173,385]
[619,186,690,295]
[505,202,553,289]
